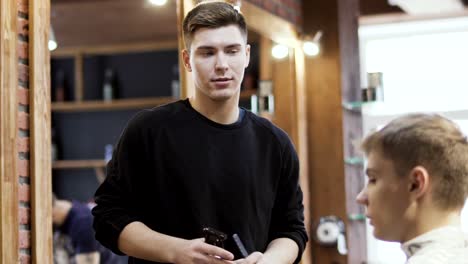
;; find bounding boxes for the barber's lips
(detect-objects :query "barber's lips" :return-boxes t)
[211,78,232,88]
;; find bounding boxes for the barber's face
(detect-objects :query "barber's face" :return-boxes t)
[183,25,250,102]
[356,150,413,242]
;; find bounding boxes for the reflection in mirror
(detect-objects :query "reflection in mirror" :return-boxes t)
[50,1,178,263]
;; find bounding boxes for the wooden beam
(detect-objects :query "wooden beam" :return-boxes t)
[0,0,19,262]
[29,0,53,263]
[293,47,312,264]
[338,0,368,263]
[241,1,299,48]
[177,0,196,99]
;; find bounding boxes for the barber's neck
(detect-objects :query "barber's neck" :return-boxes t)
[52,199,72,226]
[189,91,240,125]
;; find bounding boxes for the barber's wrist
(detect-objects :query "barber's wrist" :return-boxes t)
[166,237,186,263]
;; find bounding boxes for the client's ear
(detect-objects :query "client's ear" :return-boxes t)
[408,166,430,198]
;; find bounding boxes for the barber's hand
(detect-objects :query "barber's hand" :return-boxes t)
[172,238,234,264]
[230,251,271,264]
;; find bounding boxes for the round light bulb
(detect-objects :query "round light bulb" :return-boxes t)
[303,41,320,56]
[271,44,289,59]
[48,40,57,51]
[149,0,167,6]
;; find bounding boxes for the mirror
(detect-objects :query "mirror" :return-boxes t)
[50,0,178,262]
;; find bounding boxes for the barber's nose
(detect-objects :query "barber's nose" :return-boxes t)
[215,54,228,72]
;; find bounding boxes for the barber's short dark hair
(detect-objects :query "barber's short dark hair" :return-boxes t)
[182,1,248,50]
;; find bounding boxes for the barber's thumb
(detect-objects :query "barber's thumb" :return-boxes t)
[245,251,263,263]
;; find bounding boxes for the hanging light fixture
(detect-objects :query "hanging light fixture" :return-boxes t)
[303,31,322,57]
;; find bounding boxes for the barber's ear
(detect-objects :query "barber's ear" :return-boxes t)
[182,49,192,72]
[408,166,429,197]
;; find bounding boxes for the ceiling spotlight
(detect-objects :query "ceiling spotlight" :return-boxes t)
[271,44,289,59]
[149,0,167,6]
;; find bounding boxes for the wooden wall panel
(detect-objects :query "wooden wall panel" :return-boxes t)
[339,0,367,262]
[270,47,312,264]
[259,37,273,81]
[29,0,53,263]
[272,52,295,137]
[0,0,20,262]
[302,0,366,263]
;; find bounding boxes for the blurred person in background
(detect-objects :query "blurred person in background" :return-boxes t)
[53,193,127,264]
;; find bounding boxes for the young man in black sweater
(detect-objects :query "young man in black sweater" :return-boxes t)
[92,1,308,263]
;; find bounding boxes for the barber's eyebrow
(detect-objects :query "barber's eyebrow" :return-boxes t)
[225,44,242,48]
[196,46,215,51]
[196,44,242,50]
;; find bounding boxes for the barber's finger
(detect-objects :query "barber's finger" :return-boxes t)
[243,252,263,264]
[202,244,234,261]
[206,256,237,264]
[195,237,205,242]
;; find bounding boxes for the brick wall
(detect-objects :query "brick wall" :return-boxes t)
[245,0,302,27]
[17,0,31,263]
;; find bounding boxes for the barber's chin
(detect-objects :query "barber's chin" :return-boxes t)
[209,90,236,101]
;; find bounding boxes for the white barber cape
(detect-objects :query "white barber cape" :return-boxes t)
[402,226,468,264]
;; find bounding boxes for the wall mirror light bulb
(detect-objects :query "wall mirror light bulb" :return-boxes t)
[48,40,57,51]
[303,41,320,56]
[272,44,289,59]
[149,0,167,6]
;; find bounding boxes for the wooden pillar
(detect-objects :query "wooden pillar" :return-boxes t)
[302,0,366,263]
[177,0,196,99]
[0,0,20,262]
[30,0,53,262]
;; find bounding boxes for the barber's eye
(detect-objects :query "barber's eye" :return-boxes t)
[368,178,377,184]
[227,49,239,54]
[200,51,214,56]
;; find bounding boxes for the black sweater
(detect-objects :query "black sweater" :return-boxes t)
[92,99,308,263]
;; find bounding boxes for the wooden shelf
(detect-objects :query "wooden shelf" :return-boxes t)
[51,97,176,112]
[52,159,107,170]
[52,91,256,113]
